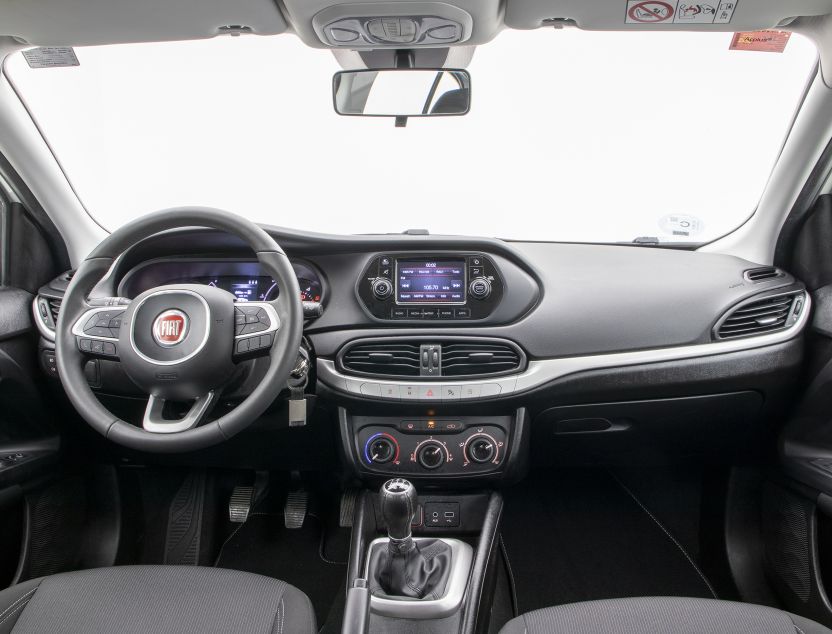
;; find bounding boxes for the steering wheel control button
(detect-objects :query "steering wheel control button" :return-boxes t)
[79,338,92,352]
[152,309,189,347]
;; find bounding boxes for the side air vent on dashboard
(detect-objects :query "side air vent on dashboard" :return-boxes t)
[441,342,522,376]
[339,338,526,379]
[341,342,422,377]
[745,267,784,282]
[716,291,805,339]
[47,298,62,323]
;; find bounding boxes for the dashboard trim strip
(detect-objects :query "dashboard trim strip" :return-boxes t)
[317,293,811,400]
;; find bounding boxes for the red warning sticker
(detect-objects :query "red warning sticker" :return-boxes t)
[730,30,791,53]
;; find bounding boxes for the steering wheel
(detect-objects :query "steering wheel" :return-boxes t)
[55,207,304,453]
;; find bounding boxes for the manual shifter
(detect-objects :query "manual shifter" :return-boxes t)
[369,478,453,600]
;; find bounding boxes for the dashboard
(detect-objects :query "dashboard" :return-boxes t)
[118,259,324,303]
[33,226,811,475]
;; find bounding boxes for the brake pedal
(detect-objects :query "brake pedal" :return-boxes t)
[284,490,308,529]
[228,486,255,523]
[339,488,360,528]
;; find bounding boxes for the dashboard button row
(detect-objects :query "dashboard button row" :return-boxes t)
[391,307,470,320]
[356,381,506,401]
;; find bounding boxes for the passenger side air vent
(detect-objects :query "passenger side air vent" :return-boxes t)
[441,342,522,377]
[745,267,784,282]
[341,342,422,377]
[716,291,805,340]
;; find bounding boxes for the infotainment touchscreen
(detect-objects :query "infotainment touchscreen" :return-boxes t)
[396,259,466,304]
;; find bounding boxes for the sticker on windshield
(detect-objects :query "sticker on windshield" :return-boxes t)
[625,1,737,24]
[659,214,704,238]
[730,30,790,53]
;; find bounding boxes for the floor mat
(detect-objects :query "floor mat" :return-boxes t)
[214,513,346,628]
[500,469,717,616]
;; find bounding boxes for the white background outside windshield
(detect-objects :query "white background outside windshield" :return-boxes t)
[5,29,818,243]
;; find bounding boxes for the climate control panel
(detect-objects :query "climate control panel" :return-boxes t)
[355,418,508,477]
[357,253,504,322]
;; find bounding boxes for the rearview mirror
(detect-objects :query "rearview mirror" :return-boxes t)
[333,69,471,118]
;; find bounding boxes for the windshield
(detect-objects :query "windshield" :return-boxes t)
[4,29,818,243]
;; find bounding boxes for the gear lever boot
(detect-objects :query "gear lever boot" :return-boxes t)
[369,478,453,600]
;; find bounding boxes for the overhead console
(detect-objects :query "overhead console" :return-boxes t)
[357,253,504,322]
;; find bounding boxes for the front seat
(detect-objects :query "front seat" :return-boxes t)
[499,597,832,634]
[0,566,315,634]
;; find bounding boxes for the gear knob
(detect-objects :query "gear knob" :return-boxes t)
[380,478,417,541]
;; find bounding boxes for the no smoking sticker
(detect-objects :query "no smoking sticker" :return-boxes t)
[627,1,675,23]
[625,0,737,24]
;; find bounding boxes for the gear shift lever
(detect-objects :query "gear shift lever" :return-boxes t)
[380,478,418,543]
[370,478,452,600]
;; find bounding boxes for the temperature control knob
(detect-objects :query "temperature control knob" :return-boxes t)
[371,278,393,300]
[365,433,398,465]
[416,441,446,470]
[466,435,496,464]
[469,277,492,300]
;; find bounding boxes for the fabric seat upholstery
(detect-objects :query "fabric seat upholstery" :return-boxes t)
[499,597,832,634]
[0,565,315,634]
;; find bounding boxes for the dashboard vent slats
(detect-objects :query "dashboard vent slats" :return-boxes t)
[745,267,784,282]
[441,342,522,376]
[342,342,422,376]
[717,292,802,339]
[339,338,525,378]
[48,298,62,324]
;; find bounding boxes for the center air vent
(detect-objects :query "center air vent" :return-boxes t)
[716,291,804,339]
[745,267,784,282]
[339,338,525,379]
[341,342,422,377]
[441,342,522,377]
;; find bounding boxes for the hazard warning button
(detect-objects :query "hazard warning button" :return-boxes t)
[418,385,441,401]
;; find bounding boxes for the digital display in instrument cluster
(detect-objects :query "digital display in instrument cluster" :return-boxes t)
[193,270,323,302]
[396,259,466,304]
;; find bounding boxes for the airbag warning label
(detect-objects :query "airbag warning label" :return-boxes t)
[625,1,737,24]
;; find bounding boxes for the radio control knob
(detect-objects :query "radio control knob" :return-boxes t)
[372,278,393,300]
[469,277,491,300]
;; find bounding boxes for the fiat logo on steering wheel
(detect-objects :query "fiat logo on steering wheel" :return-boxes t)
[152,309,189,347]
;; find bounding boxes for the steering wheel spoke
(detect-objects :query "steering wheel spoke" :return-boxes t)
[71,304,128,359]
[143,391,215,433]
[233,301,280,359]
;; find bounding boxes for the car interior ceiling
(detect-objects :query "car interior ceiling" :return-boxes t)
[7,1,832,634]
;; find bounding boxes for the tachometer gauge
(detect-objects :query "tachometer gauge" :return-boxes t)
[298,278,322,302]
[259,279,279,301]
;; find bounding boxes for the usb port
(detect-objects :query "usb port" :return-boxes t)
[444,511,455,518]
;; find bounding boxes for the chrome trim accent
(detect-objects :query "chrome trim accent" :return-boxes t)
[319,293,810,400]
[32,297,56,342]
[233,301,281,340]
[70,305,128,342]
[129,289,210,366]
[364,537,472,619]
[142,391,215,433]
